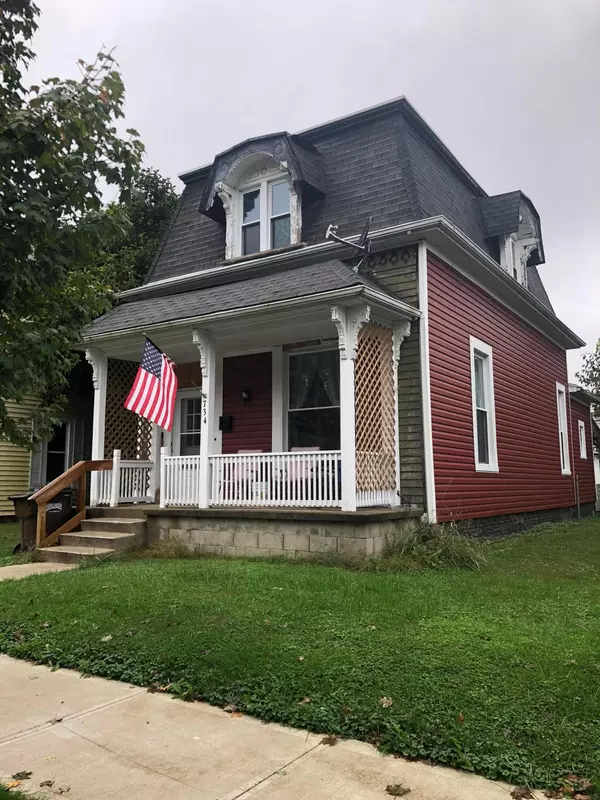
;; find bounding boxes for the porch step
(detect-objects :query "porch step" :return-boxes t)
[87,506,148,520]
[80,517,145,540]
[40,545,115,564]
[61,531,137,551]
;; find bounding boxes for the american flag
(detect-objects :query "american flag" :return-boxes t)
[124,338,178,431]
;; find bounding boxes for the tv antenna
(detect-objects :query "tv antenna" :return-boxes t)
[325,216,372,272]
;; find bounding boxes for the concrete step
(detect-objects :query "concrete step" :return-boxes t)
[80,517,145,539]
[40,545,115,564]
[61,531,137,551]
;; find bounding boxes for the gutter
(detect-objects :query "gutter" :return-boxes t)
[115,215,584,349]
[82,284,421,344]
[117,218,436,302]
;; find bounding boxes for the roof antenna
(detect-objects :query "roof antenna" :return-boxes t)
[325,216,372,272]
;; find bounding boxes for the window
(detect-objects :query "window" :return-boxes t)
[240,178,291,255]
[45,421,71,483]
[287,350,340,451]
[469,337,498,472]
[578,419,587,459]
[501,234,524,285]
[177,396,202,455]
[556,383,571,474]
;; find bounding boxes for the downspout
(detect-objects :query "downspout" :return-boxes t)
[418,241,437,523]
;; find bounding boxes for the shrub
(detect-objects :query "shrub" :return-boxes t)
[379,522,488,572]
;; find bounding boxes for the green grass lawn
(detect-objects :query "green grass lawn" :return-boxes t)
[1,519,600,791]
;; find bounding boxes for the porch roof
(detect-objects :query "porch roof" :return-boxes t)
[84,260,393,339]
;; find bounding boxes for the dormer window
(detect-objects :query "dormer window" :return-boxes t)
[214,154,301,260]
[501,234,526,286]
[241,179,291,255]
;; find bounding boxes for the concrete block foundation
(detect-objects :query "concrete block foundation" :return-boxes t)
[144,507,421,560]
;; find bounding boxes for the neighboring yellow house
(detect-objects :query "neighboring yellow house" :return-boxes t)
[0,398,37,516]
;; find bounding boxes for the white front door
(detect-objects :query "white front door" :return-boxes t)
[172,390,203,456]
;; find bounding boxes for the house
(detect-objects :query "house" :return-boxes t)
[35,97,597,559]
[0,359,94,519]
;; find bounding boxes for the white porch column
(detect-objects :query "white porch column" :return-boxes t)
[271,345,284,452]
[392,321,412,506]
[193,329,216,509]
[331,304,371,512]
[85,347,108,506]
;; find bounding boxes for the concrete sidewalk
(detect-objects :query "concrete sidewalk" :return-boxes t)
[0,655,542,799]
[0,563,75,581]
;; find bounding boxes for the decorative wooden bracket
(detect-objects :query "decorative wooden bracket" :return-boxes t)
[330,304,371,360]
[192,329,212,381]
[392,320,412,368]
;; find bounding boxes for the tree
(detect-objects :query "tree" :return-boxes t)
[0,0,144,447]
[576,339,600,402]
[100,167,179,291]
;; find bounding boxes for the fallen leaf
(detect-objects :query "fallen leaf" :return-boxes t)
[298,697,311,705]
[320,735,339,746]
[40,780,55,788]
[368,624,377,630]
[565,659,578,666]
[574,794,590,800]
[379,696,393,708]
[230,712,244,718]
[100,635,113,643]
[297,656,305,661]
[6,781,22,789]
[510,788,534,799]
[57,786,71,794]
[386,784,411,797]
[41,621,51,628]
[223,703,238,713]
[45,756,56,762]
[12,771,32,780]
[458,712,465,725]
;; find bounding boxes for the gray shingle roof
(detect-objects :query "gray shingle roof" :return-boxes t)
[86,260,380,337]
[141,98,553,315]
[479,191,522,237]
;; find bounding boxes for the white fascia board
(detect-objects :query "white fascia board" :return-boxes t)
[82,284,420,345]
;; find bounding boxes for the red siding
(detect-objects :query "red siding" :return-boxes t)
[428,252,577,521]
[221,353,272,454]
[570,398,597,505]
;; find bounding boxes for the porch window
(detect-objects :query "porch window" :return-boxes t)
[179,396,202,456]
[288,350,340,451]
[469,337,498,472]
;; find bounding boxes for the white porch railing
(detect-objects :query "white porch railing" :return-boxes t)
[93,450,155,506]
[161,455,201,507]
[209,451,342,508]
[356,489,397,507]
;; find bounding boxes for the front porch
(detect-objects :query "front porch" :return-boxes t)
[84,291,421,515]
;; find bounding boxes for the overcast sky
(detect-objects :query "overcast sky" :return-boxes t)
[29,0,599,379]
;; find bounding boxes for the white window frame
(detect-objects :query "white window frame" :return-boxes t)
[284,346,341,452]
[172,388,203,456]
[239,174,292,256]
[578,418,588,459]
[501,234,524,284]
[469,336,499,472]
[556,382,571,475]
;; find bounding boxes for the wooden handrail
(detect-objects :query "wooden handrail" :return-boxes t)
[32,458,113,549]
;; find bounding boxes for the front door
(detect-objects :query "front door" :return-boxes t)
[173,392,203,456]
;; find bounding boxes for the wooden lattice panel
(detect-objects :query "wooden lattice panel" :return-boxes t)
[354,324,396,491]
[104,359,152,460]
